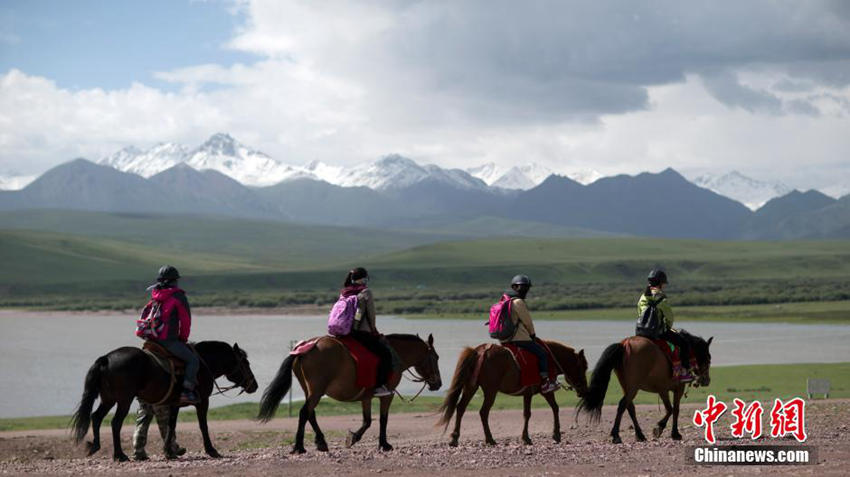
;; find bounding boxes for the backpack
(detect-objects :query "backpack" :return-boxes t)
[328,294,359,336]
[135,300,165,340]
[635,296,666,339]
[488,294,516,340]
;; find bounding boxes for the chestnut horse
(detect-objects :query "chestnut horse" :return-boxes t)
[577,330,713,443]
[437,340,588,446]
[258,333,441,453]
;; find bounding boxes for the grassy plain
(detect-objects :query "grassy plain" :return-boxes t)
[2,362,846,431]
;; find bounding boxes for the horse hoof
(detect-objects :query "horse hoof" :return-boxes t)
[206,449,222,458]
[522,438,533,446]
[165,452,180,460]
[485,439,497,446]
[133,453,149,461]
[85,442,99,456]
[379,443,394,452]
[291,446,307,455]
[612,436,622,444]
[671,433,682,441]
[113,453,129,462]
[636,434,647,442]
[449,440,458,447]
[345,431,357,448]
[316,440,329,452]
[553,435,561,443]
[652,427,663,438]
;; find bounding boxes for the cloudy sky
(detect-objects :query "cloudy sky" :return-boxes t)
[2,0,850,192]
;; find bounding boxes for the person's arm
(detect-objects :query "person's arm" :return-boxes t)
[513,298,536,337]
[658,298,674,330]
[176,293,192,342]
[356,289,378,333]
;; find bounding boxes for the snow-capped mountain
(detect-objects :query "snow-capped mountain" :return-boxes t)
[0,173,37,190]
[183,133,305,186]
[99,143,189,178]
[335,154,487,191]
[690,171,792,210]
[467,163,600,190]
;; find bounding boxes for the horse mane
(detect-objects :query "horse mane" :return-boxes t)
[677,329,705,345]
[385,333,423,343]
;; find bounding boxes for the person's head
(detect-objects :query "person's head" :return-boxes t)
[156,265,180,287]
[647,268,668,291]
[510,274,532,299]
[343,267,369,287]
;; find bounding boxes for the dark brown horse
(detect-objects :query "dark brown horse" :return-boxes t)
[258,333,441,453]
[577,330,713,443]
[437,340,588,446]
[71,341,258,461]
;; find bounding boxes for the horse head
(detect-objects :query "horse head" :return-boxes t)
[225,342,258,394]
[414,334,442,391]
[388,333,442,391]
[548,341,589,397]
[683,332,713,388]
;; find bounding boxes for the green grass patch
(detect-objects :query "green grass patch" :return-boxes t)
[3,363,846,432]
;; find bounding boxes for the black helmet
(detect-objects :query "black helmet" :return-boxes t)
[647,268,668,286]
[511,274,532,287]
[157,265,181,282]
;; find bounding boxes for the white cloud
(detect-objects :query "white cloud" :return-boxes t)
[1,0,850,195]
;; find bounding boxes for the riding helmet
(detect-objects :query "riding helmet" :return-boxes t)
[647,268,668,286]
[511,274,532,287]
[157,265,181,282]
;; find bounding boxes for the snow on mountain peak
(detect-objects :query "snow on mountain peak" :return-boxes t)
[690,170,792,210]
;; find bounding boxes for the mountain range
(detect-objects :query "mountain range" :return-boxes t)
[2,150,847,239]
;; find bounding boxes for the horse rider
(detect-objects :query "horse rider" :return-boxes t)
[638,268,691,380]
[500,274,560,394]
[147,265,199,405]
[341,267,394,397]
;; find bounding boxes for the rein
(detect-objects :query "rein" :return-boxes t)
[537,339,577,392]
[391,342,436,403]
[194,345,253,398]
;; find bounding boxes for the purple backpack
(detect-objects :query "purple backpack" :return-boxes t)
[487,294,516,340]
[328,294,358,336]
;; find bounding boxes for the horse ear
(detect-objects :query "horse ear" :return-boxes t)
[579,348,585,358]
[234,343,241,351]
[707,337,713,346]
[427,333,434,346]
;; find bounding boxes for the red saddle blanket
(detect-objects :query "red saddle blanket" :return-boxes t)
[291,336,380,389]
[503,343,558,388]
[649,338,696,369]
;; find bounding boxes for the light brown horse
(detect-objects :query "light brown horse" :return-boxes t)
[577,330,713,443]
[437,340,588,446]
[258,333,441,453]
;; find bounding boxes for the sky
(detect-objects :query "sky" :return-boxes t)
[1,0,850,193]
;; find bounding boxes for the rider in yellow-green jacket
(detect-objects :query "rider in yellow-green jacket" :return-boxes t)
[637,269,691,376]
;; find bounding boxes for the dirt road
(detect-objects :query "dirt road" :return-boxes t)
[1,400,846,476]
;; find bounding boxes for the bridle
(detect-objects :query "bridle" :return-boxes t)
[395,341,440,403]
[199,346,256,397]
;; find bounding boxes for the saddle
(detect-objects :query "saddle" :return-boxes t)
[502,343,558,392]
[290,336,395,390]
[141,341,186,405]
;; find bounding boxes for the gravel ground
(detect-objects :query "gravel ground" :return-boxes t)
[1,400,846,476]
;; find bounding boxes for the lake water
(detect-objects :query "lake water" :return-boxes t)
[2,312,849,418]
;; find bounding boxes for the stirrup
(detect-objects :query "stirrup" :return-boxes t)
[540,378,559,394]
[373,385,392,397]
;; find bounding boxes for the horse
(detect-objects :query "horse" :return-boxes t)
[71,341,258,461]
[437,340,588,446]
[258,333,441,453]
[577,330,713,443]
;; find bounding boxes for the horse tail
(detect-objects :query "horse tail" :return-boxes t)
[257,354,295,422]
[70,355,107,443]
[436,347,478,430]
[577,342,624,423]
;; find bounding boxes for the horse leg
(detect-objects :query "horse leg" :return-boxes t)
[377,394,394,451]
[521,392,533,445]
[110,400,132,462]
[292,401,311,454]
[627,401,646,442]
[479,388,498,446]
[653,392,674,438]
[610,396,628,444]
[671,386,684,440]
[346,398,372,448]
[86,400,113,456]
[449,384,478,447]
[542,390,561,443]
[308,408,328,452]
[196,399,221,458]
[164,405,180,459]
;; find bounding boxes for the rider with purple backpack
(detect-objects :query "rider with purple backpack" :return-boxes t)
[496,275,560,394]
[339,267,394,397]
